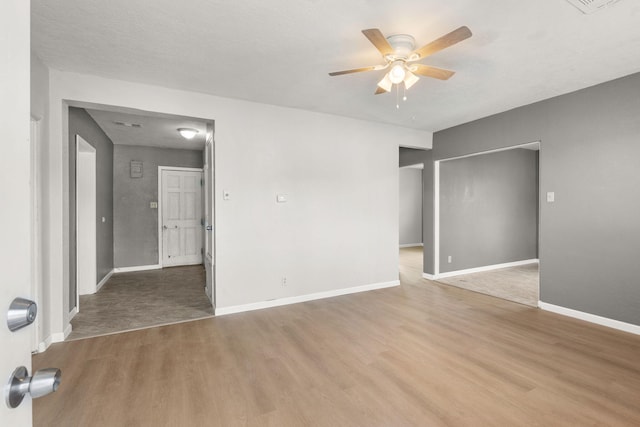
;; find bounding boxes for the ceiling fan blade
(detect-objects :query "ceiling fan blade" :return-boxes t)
[362,28,394,57]
[413,26,472,60]
[374,86,388,95]
[329,66,379,76]
[411,64,456,80]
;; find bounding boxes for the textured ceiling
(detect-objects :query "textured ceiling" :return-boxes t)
[86,109,208,150]
[32,0,640,132]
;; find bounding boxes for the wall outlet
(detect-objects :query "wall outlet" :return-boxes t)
[447,255,452,264]
[150,201,158,209]
[281,276,287,286]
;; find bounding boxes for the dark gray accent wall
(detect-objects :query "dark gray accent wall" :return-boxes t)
[68,107,114,309]
[433,72,640,325]
[439,149,538,272]
[399,147,429,167]
[113,145,203,268]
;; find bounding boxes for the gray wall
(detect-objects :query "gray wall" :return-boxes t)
[399,168,423,246]
[113,145,203,268]
[399,147,428,167]
[68,107,114,308]
[439,149,538,272]
[432,71,640,325]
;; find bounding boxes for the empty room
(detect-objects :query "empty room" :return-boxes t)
[2,0,640,425]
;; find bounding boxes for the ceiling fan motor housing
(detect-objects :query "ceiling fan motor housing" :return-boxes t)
[385,34,416,60]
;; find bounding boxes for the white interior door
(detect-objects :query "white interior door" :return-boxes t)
[1,0,34,422]
[161,169,203,267]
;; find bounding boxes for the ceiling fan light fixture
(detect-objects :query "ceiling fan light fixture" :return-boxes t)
[388,61,406,84]
[178,128,199,140]
[404,71,420,90]
[377,74,393,92]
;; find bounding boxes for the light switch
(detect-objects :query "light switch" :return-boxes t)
[546,192,555,203]
[276,194,287,203]
[150,202,158,209]
[101,217,106,223]
[223,190,231,201]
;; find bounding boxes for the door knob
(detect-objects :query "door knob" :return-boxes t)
[163,225,168,229]
[5,366,61,408]
[7,297,37,332]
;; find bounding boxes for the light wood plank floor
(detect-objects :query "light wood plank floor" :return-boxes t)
[34,249,640,426]
[68,265,214,340]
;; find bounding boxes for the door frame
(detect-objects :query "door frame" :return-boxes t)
[433,140,541,279]
[75,135,97,313]
[157,166,204,267]
[30,117,44,352]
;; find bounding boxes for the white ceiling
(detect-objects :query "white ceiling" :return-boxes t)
[85,108,208,150]
[32,0,640,132]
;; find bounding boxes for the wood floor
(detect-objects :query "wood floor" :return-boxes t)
[33,249,640,426]
[68,265,214,340]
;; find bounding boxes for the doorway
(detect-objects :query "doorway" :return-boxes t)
[433,142,540,306]
[75,135,97,308]
[63,105,215,341]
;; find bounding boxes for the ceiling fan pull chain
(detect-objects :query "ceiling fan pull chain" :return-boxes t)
[403,84,407,102]
[396,84,400,109]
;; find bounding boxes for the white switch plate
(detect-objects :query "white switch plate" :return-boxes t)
[546,192,555,203]
[101,217,106,223]
[276,194,287,203]
[223,190,231,201]
[447,255,452,263]
[150,202,158,209]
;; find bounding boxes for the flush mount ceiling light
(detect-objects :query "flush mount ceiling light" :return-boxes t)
[329,26,472,107]
[178,128,199,140]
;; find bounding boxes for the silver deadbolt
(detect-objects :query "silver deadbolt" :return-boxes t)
[7,297,37,332]
[6,366,61,408]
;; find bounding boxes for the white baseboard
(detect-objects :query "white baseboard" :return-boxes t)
[69,306,78,320]
[37,335,53,353]
[51,323,72,344]
[538,302,640,336]
[96,268,114,291]
[114,264,162,273]
[215,280,400,316]
[422,273,436,280]
[400,243,424,248]
[436,259,539,279]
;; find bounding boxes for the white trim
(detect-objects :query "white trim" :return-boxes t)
[51,323,73,343]
[433,140,541,284]
[435,259,538,279]
[96,268,114,291]
[30,117,43,353]
[158,166,204,268]
[69,306,78,320]
[539,302,640,336]
[113,264,162,273]
[36,335,53,353]
[399,243,423,248]
[215,280,400,316]
[422,273,436,280]
[433,161,440,277]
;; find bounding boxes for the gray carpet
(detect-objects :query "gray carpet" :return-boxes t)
[436,263,539,307]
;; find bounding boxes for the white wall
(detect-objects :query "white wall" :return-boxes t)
[43,70,433,335]
[399,167,423,246]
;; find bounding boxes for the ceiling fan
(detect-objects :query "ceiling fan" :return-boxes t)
[329,26,472,95]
